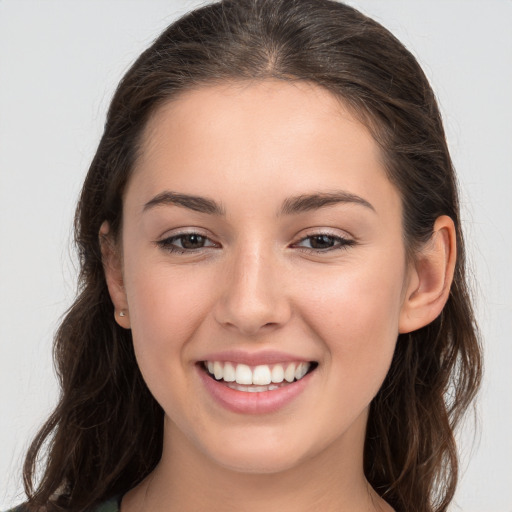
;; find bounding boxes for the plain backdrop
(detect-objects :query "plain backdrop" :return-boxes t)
[1,1,511,510]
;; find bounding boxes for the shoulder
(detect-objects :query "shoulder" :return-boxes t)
[4,496,121,512]
[89,496,121,512]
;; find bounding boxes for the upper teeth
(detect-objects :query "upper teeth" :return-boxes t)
[205,361,311,385]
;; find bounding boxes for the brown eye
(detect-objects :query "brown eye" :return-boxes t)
[309,235,337,249]
[156,232,218,253]
[179,234,207,249]
[294,234,356,252]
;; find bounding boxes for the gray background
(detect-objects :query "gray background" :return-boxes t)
[1,1,511,510]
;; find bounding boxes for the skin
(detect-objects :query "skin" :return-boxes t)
[101,80,456,512]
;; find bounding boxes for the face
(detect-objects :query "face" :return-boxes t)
[110,80,413,474]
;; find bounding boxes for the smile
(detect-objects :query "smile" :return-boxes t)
[197,359,318,414]
[203,360,313,389]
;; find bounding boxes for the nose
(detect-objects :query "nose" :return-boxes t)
[213,244,292,337]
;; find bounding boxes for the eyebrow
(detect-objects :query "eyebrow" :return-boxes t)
[142,189,375,216]
[279,191,375,216]
[143,191,226,215]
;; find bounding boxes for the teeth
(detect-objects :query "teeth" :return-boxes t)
[284,363,296,383]
[235,364,253,385]
[295,362,308,380]
[213,361,223,380]
[227,383,282,392]
[223,362,236,382]
[271,364,284,383]
[204,361,312,386]
[252,365,272,385]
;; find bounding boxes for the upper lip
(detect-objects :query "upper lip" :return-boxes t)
[199,350,315,366]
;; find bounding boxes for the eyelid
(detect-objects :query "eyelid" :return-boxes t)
[156,226,212,239]
[154,227,356,255]
[290,229,357,253]
[155,228,221,254]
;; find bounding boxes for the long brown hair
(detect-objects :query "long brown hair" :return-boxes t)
[23,1,482,511]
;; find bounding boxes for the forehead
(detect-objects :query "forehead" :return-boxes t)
[128,79,400,219]
[140,79,369,163]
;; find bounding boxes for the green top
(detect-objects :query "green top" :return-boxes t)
[92,496,120,512]
[6,496,121,512]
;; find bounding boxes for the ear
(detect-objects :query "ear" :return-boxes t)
[99,221,131,329]
[399,215,456,334]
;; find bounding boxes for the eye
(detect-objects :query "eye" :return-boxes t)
[156,232,219,253]
[292,233,355,252]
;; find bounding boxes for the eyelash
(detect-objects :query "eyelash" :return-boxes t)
[156,233,218,254]
[292,233,356,253]
[156,231,356,255]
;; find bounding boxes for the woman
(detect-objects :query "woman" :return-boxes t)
[18,0,482,511]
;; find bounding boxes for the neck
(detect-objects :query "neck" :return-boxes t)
[122,413,393,512]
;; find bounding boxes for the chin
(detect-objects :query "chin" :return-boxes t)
[211,447,306,475]
[195,425,319,475]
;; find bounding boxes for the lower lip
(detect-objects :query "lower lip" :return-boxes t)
[197,365,314,414]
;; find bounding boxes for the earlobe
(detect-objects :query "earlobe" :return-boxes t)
[99,221,131,329]
[399,215,456,334]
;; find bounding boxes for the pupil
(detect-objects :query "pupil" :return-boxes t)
[182,234,204,249]
[311,235,334,249]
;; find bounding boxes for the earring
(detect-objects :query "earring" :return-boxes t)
[119,311,127,317]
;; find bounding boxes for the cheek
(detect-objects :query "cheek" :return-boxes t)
[122,266,215,430]
[129,275,186,345]
[300,257,404,333]
[121,254,214,393]
[295,254,406,394]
